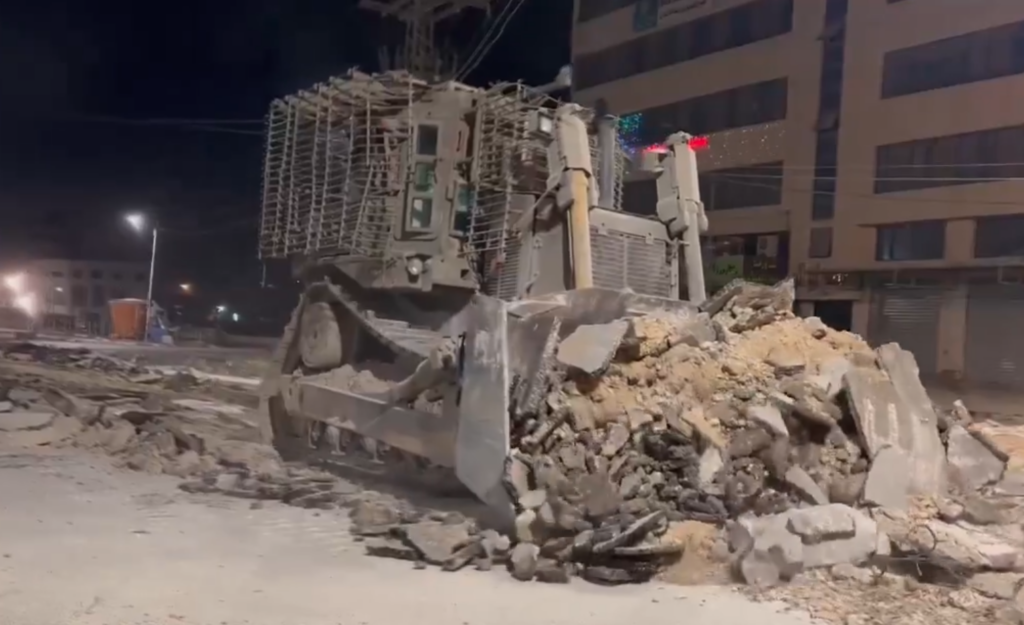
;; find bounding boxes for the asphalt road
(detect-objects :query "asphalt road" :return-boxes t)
[0,445,817,625]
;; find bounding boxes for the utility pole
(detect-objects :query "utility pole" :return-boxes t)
[358,0,490,78]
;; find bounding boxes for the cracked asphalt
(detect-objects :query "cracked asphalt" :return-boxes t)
[0,445,818,625]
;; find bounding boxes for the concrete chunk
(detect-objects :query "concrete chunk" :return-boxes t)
[843,350,946,498]
[784,466,829,505]
[556,321,629,375]
[0,411,55,432]
[746,404,788,438]
[947,425,1005,491]
[799,506,879,569]
[698,447,723,489]
[862,446,911,509]
[786,504,856,543]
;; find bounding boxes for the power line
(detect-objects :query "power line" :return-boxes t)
[62,114,263,126]
[44,114,265,136]
[455,0,528,82]
[159,217,259,236]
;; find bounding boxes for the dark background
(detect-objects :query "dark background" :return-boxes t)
[0,0,571,295]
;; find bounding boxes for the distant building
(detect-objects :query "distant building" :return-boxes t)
[22,259,149,333]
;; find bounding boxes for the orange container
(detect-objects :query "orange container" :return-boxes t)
[109,298,148,341]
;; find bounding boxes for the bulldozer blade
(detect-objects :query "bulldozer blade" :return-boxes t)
[292,379,457,467]
[452,294,515,524]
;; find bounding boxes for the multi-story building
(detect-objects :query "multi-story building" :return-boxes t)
[573,0,1024,388]
[22,259,149,332]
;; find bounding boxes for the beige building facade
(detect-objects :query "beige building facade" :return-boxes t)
[574,0,1024,388]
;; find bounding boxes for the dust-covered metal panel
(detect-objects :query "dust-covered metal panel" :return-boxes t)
[966,285,1024,389]
[868,287,943,376]
[259,70,432,259]
[590,208,678,299]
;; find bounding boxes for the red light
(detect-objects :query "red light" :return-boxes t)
[688,136,710,151]
[642,143,668,154]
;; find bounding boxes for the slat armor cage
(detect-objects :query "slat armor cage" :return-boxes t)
[260,70,432,259]
[259,69,630,264]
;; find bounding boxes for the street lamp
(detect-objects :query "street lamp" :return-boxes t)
[125,212,158,342]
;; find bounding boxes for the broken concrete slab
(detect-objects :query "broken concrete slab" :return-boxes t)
[809,357,850,400]
[680,404,726,450]
[740,515,804,587]
[0,411,55,432]
[401,522,473,565]
[737,504,881,587]
[784,466,829,505]
[874,344,948,493]
[555,321,628,376]
[875,509,1023,572]
[698,447,723,489]
[509,542,540,581]
[0,400,11,413]
[787,505,855,544]
[843,356,946,499]
[947,425,1005,491]
[746,404,788,438]
[862,446,911,509]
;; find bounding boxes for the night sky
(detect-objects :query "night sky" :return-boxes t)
[0,0,571,290]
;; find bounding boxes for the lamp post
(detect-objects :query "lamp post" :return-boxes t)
[125,212,158,342]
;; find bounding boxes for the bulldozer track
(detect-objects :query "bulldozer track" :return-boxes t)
[256,280,464,497]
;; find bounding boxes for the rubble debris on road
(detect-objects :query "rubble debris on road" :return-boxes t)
[2,279,1023,623]
[0,342,225,393]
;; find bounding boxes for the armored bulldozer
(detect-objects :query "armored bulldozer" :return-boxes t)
[256,69,709,524]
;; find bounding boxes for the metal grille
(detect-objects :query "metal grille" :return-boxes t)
[868,287,943,376]
[259,71,431,259]
[591,227,677,298]
[483,238,523,301]
[966,285,1024,389]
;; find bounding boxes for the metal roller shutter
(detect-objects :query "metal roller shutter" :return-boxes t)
[966,285,1024,389]
[868,287,943,376]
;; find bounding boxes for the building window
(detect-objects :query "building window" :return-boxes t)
[702,162,784,211]
[882,20,1024,99]
[809,227,833,258]
[71,270,83,279]
[626,78,788,145]
[134,272,146,282]
[573,0,794,89]
[70,285,88,307]
[91,285,106,308]
[876,221,946,261]
[811,0,847,221]
[975,215,1024,258]
[50,271,64,278]
[112,273,123,281]
[90,269,103,279]
[578,0,634,23]
[622,178,658,216]
[874,124,1024,194]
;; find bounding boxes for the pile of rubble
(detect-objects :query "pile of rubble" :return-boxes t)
[356,281,1021,601]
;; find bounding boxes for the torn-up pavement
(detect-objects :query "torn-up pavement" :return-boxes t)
[2,280,1023,624]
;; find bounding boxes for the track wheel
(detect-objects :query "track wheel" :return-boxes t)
[299,301,344,370]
